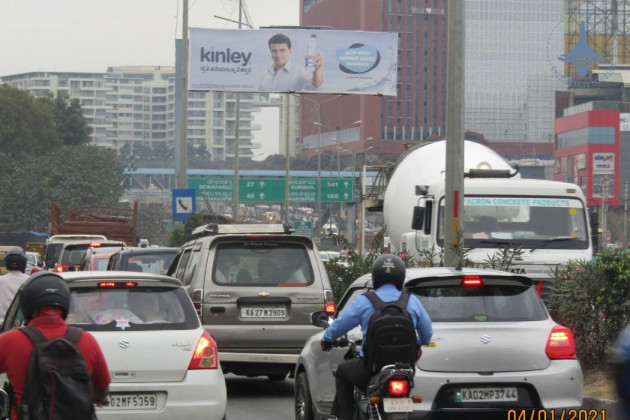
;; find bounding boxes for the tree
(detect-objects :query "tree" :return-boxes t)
[137,202,171,246]
[49,94,92,146]
[0,85,61,157]
[0,145,125,232]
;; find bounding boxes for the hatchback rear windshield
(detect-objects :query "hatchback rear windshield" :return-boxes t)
[125,253,176,275]
[409,283,547,322]
[213,242,314,287]
[67,286,199,331]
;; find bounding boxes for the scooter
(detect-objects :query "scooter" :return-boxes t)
[337,339,420,420]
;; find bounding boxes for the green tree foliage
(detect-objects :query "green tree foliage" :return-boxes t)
[167,212,232,247]
[49,94,92,146]
[0,85,61,157]
[0,145,125,232]
[323,228,386,301]
[549,248,630,370]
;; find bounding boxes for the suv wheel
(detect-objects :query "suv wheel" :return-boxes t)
[295,371,314,420]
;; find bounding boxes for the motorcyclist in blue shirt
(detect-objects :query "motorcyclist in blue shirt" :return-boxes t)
[321,254,433,420]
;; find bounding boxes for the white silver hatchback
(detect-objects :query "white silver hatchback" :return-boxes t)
[295,267,583,419]
[1,271,227,419]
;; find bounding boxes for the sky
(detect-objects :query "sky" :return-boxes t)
[0,0,299,157]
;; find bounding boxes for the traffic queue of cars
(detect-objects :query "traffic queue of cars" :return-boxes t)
[0,224,584,419]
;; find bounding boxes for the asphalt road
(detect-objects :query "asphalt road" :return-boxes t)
[225,374,296,420]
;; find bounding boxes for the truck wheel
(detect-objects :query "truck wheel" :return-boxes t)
[295,371,315,420]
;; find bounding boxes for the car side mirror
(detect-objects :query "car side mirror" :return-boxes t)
[0,389,9,419]
[411,206,425,230]
[311,311,330,329]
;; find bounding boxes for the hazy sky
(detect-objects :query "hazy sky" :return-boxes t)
[0,0,299,158]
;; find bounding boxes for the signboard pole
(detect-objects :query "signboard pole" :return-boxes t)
[232,0,243,223]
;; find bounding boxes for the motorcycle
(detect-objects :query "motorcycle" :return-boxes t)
[336,339,420,420]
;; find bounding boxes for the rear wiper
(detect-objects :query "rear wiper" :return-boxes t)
[528,237,576,252]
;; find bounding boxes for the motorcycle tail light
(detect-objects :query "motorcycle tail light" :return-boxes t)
[388,379,409,396]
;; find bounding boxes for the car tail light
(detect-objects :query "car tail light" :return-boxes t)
[54,264,67,273]
[462,275,483,287]
[546,326,576,359]
[90,242,102,248]
[188,331,218,369]
[325,303,337,316]
[323,289,336,315]
[191,289,203,318]
[388,379,409,396]
[535,280,544,297]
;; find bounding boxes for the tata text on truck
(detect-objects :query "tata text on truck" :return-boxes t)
[383,140,592,297]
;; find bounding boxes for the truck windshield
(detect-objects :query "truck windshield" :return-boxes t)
[437,196,589,250]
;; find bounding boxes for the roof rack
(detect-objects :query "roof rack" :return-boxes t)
[191,223,295,238]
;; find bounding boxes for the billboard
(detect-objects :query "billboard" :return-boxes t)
[188,28,398,96]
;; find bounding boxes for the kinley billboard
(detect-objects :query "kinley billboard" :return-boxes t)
[188,28,398,96]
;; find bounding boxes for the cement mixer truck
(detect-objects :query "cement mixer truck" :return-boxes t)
[383,140,592,296]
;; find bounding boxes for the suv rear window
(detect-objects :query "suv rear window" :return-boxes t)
[126,254,176,275]
[213,242,314,287]
[410,284,547,322]
[67,287,199,331]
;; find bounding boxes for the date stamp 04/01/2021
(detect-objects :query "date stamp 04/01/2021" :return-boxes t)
[507,410,608,420]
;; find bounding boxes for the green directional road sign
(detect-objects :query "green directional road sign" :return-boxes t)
[189,178,233,201]
[190,177,353,203]
[321,178,354,202]
[239,178,284,202]
[293,221,313,237]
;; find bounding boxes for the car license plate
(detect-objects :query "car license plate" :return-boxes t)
[240,306,287,318]
[383,397,413,412]
[455,387,518,403]
[104,393,157,409]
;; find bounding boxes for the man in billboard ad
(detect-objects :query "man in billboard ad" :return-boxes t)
[188,28,398,96]
[258,33,324,92]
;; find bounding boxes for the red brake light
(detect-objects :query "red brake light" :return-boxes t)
[462,275,483,287]
[55,264,67,273]
[98,281,138,288]
[545,326,576,359]
[188,331,218,369]
[388,379,409,396]
[90,242,102,248]
[535,280,544,297]
[325,303,337,316]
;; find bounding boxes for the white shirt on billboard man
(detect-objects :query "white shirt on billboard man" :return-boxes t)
[258,33,324,92]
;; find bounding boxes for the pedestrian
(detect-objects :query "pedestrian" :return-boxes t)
[0,248,29,325]
[0,271,111,419]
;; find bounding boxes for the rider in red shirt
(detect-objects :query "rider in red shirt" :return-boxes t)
[0,272,111,419]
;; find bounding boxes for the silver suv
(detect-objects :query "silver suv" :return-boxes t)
[167,223,335,380]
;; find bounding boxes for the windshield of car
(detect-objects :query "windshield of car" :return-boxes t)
[26,254,37,265]
[126,253,176,275]
[66,286,198,331]
[409,283,547,322]
[437,196,589,250]
[213,241,314,286]
[45,243,64,268]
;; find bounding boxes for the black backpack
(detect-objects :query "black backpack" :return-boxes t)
[17,326,95,420]
[362,291,420,373]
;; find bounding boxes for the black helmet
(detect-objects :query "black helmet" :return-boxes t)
[19,272,70,323]
[5,248,27,273]
[371,254,406,290]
